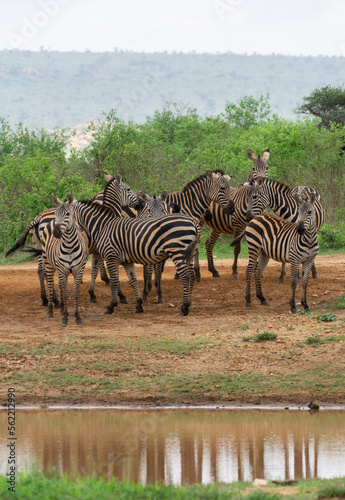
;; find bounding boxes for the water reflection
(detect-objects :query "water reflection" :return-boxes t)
[1,409,345,484]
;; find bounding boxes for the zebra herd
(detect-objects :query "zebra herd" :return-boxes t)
[5,148,325,324]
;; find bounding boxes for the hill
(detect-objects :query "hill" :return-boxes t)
[0,50,344,129]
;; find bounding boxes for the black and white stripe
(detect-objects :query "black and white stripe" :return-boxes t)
[231,194,319,313]
[40,194,89,325]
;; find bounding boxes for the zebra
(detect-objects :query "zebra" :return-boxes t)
[165,170,235,281]
[202,183,266,278]
[252,177,325,282]
[247,148,270,183]
[136,190,181,304]
[5,173,140,305]
[39,194,89,325]
[231,194,319,313]
[72,200,200,316]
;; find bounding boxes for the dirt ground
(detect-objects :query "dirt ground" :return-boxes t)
[1,254,345,406]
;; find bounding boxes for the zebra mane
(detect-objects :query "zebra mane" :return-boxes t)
[259,177,291,194]
[78,199,115,217]
[181,169,225,193]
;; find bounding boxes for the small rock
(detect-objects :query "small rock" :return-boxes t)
[253,478,268,487]
[169,303,175,308]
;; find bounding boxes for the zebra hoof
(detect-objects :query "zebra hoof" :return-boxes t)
[196,276,201,283]
[246,302,252,307]
[135,306,144,313]
[90,297,97,303]
[142,297,148,305]
[260,300,268,306]
[173,274,180,280]
[312,274,318,279]
[76,319,83,325]
[277,278,284,284]
[104,307,114,314]
[180,305,189,316]
[157,297,165,303]
[212,271,220,278]
[231,274,239,279]
[119,297,128,304]
[47,312,54,318]
[291,307,297,314]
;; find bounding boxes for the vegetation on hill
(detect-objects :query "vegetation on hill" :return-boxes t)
[0,94,345,257]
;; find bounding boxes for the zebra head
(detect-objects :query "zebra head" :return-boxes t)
[103,172,141,214]
[209,171,235,215]
[137,191,170,218]
[295,193,316,235]
[247,148,270,182]
[51,193,76,239]
[245,182,267,222]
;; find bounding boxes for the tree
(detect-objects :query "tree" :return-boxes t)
[223,94,271,129]
[295,85,345,129]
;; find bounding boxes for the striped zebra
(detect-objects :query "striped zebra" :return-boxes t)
[72,200,200,316]
[202,183,266,278]
[231,194,319,313]
[166,170,235,281]
[247,148,270,183]
[5,173,140,305]
[137,191,181,304]
[40,194,89,325]
[253,177,324,282]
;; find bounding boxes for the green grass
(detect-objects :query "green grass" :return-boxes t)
[133,337,223,355]
[242,332,278,342]
[1,472,345,500]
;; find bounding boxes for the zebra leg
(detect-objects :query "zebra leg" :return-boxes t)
[232,240,242,279]
[289,261,300,313]
[59,272,69,326]
[123,263,144,313]
[104,259,120,314]
[37,255,48,306]
[301,258,314,311]
[73,267,85,324]
[277,262,286,284]
[255,251,269,305]
[142,264,153,304]
[98,257,110,286]
[245,248,259,307]
[193,248,201,282]
[172,259,191,316]
[311,260,318,279]
[89,254,99,303]
[154,262,165,303]
[205,229,221,277]
[45,266,56,318]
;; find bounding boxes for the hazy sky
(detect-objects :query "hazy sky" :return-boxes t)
[1,0,345,57]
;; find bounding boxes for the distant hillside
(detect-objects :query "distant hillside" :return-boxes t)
[1,50,344,129]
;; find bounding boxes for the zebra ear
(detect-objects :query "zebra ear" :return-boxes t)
[293,194,303,204]
[115,172,122,184]
[103,171,113,183]
[138,191,150,202]
[160,190,168,201]
[262,149,270,162]
[223,175,231,182]
[309,193,316,204]
[255,178,264,187]
[247,149,257,161]
[51,193,63,206]
[66,193,73,204]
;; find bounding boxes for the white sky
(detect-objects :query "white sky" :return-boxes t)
[1,0,345,56]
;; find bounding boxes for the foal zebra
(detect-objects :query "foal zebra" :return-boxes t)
[41,194,89,325]
[166,170,235,280]
[72,200,200,316]
[231,194,319,313]
[203,183,266,278]
[252,177,324,282]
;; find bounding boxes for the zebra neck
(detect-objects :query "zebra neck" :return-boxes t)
[103,194,123,217]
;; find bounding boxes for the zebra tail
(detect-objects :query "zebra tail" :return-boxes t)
[230,230,246,247]
[22,247,43,257]
[5,228,31,257]
[182,236,199,267]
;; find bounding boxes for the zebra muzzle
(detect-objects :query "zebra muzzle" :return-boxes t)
[53,225,62,238]
[223,200,235,215]
[297,223,306,235]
